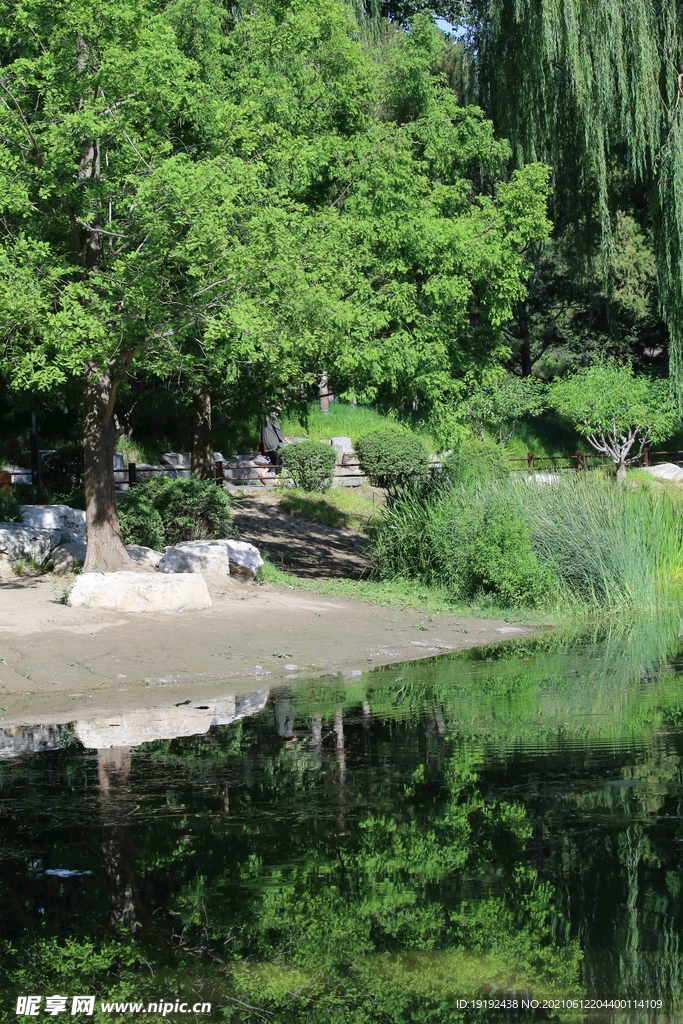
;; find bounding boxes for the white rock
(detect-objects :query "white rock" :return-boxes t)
[160,453,191,468]
[526,473,560,485]
[330,436,354,464]
[640,462,683,482]
[224,539,263,578]
[125,544,163,568]
[157,541,229,575]
[48,538,87,574]
[67,571,212,613]
[20,504,86,542]
[0,523,61,570]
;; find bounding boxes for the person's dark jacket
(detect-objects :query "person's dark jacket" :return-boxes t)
[260,413,286,452]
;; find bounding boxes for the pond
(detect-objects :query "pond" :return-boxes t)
[2,617,683,1023]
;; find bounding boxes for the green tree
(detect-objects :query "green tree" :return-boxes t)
[462,374,547,443]
[0,1,551,568]
[550,361,677,484]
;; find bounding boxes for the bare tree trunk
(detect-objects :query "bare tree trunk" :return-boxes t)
[83,364,133,572]
[191,387,214,480]
[616,460,627,487]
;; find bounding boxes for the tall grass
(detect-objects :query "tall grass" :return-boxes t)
[373,474,683,613]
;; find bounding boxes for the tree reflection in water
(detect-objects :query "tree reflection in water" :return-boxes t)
[1,619,683,1021]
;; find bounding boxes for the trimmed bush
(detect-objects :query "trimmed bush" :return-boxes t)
[150,478,233,545]
[0,492,22,523]
[117,490,165,550]
[280,441,337,492]
[119,477,233,547]
[355,429,429,486]
[443,436,510,487]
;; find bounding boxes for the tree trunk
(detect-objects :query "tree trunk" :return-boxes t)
[616,460,627,487]
[83,364,133,572]
[191,388,214,480]
[98,747,155,932]
[515,298,533,377]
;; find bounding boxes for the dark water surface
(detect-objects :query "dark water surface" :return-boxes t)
[2,620,683,1023]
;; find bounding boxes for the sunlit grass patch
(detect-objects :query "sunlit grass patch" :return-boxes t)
[279,485,383,530]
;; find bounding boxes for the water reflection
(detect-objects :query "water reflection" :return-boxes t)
[1,620,683,1021]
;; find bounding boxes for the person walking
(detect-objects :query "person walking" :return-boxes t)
[259,403,289,468]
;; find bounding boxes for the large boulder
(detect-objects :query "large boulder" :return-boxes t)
[20,504,86,543]
[160,452,191,468]
[157,541,229,575]
[156,539,263,578]
[67,571,211,613]
[0,523,61,571]
[224,539,263,578]
[47,539,87,574]
[125,544,163,568]
[640,462,683,482]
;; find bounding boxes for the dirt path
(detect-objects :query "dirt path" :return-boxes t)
[231,491,370,578]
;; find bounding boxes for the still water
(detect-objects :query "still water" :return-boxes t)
[2,620,683,1023]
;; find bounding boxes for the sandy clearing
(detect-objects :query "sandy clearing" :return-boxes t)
[0,573,534,726]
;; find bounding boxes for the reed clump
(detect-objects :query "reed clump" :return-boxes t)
[372,472,683,612]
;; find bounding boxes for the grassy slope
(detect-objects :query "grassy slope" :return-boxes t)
[280,403,437,450]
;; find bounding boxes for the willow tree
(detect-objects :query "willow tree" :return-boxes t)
[465,0,683,395]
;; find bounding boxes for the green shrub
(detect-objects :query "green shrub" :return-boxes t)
[280,441,337,492]
[466,497,552,606]
[13,483,85,509]
[356,429,429,486]
[117,490,165,550]
[372,472,683,612]
[145,477,233,545]
[0,491,22,522]
[443,436,511,487]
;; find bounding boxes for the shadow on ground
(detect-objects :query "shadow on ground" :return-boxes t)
[231,492,371,579]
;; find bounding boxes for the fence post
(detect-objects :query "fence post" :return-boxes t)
[215,460,224,486]
[644,446,651,467]
[574,450,583,471]
[128,462,136,488]
[527,451,534,472]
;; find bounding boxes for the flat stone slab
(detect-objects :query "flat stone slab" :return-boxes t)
[67,571,212,613]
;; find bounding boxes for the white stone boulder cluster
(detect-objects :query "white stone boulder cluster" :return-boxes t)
[0,501,264,615]
[156,539,263,577]
[0,504,86,574]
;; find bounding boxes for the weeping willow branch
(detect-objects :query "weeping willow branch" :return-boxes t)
[469,0,683,403]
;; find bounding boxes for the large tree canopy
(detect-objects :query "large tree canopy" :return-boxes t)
[0,0,550,567]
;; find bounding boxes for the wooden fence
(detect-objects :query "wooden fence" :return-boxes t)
[510,448,683,473]
[5,446,683,492]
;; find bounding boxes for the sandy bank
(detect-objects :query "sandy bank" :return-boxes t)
[0,574,534,726]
